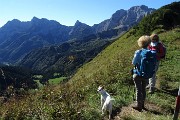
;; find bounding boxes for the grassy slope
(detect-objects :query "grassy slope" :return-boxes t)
[0,28,179,120]
[0,29,179,119]
[68,27,180,119]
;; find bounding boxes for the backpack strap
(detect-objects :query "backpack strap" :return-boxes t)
[133,49,142,76]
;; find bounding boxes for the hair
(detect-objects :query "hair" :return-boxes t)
[150,34,159,42]
[137,35,151,48]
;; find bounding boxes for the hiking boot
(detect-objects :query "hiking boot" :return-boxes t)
[148,87,155,94]
[132,105,142,112]
[141,101,147,110]
[148,90,154,94]
[132,102,142,112]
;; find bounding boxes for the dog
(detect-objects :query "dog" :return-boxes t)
[97,86,112,120]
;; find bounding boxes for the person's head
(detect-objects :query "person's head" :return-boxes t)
[137,35,151,48]
[150,34,159,43]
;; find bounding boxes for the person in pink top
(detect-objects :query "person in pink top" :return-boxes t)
[147,34,165,93]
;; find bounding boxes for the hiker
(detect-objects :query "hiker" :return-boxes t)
[131,35,152,111]
[146,34,166,94]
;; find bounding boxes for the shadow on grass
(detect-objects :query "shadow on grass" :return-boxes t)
[143,107,163,115]
[111,106,121,119]
[111,105,164,119]
[156,88,178,97]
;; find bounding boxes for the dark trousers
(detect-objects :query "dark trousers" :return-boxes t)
[133,74,147,103]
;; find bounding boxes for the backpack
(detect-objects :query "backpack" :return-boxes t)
[157,42,166,59]
[136,49,157,79]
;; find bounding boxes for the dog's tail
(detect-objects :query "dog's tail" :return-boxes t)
[110,98,115,101]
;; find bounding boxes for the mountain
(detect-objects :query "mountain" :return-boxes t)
[17,37,111,75]
[135,2,180,35]
[0,17,72,63]
[0,2,179,119]
[16,5,154,75]
[0,5,154,64]
[69,20,94,40]
[0,65,37,92]
[92,5,155,33]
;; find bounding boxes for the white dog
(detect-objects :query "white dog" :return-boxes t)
[97,86,112,120]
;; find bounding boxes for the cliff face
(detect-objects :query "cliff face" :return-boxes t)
[92,5,155,33]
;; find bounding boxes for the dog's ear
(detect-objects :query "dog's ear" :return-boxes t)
[98,85,104,91]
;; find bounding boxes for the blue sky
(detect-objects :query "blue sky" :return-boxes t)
[0,0,178,27]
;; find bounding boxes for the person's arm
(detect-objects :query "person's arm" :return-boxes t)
[132,50,141,65]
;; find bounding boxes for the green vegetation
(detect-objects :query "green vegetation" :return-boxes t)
[0,66,37,92]
[0,2,180,119]
[34,76,66,88]
[34,80,43,88]
[1,27,179,119]
[134,1,180,35]
[67,27,180,119]
[48,77,66,84]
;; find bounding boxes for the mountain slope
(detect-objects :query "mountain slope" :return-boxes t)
[92,5,155,33]
[16,5,155,75]
[0,6,154,64]
[0,65,36,92]
[0,17,72,63]
[1,27,179,119]
[18,38,111,75]
[0,2,179,119]
[134,2,180,35]
[67,2,180,119]
[68,27,180,119]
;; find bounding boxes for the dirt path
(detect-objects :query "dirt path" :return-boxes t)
[112,102,165,120]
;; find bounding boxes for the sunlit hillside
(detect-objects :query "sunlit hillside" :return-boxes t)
[0,1,179,120]
[68,27,180,119]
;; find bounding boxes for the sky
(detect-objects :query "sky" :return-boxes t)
[0,0,179,27]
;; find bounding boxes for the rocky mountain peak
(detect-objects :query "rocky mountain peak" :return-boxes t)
[75,20,81,25]
[140,5,149,10]
[4,19,21,27]
[31,16,40,21]
[31,17,50,25]
[74,20,89,27]
[69,20,94,39]
[0,5,156,64]
[128,5,155,13]
[111,9,127,19]
[92,5,155,32]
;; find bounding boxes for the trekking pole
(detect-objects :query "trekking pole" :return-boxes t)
[130,67,136,101]
[173,86,180,120]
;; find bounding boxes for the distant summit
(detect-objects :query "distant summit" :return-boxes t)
[69,20,94,39]
[0,5,155,65]
[92,5,155,33]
